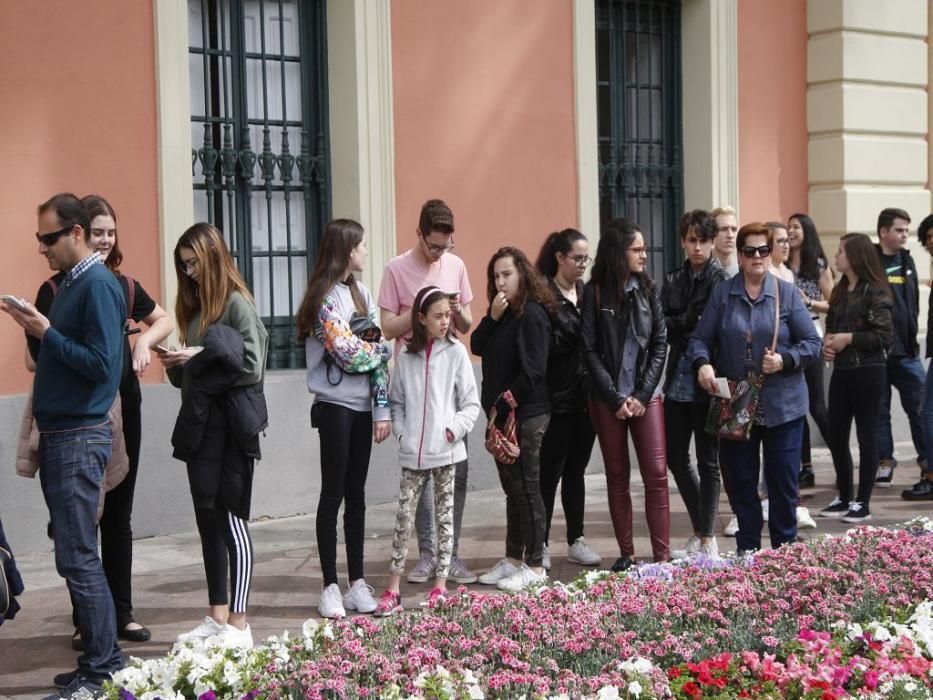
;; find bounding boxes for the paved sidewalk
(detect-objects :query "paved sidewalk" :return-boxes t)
[0,445,930,699]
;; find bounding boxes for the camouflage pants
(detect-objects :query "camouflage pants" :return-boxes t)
[390,465,455,578]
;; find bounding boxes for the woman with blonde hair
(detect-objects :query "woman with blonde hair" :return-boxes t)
[161,223,268,648]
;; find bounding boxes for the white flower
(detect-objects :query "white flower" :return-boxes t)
[595,686,620,700]
[468,684,485,699]
[302,617,320,638]
[223,659,242,688]
[871,625,892,642]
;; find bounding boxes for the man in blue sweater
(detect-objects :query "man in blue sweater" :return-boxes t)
[1,193,125,699]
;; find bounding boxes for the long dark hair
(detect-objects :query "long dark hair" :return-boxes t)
[829,233,892,307]
[81,194,123,274]
[590,217,653,306]
[535,228,586,278]
[296,219,368,341]
[407,286,454,354]
[174,223,254,343]
[789,212,827,283]
[485,247,557,318]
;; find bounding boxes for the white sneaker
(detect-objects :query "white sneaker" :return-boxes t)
[176,616,224,644]
[318,583,346,619]
[478,558,521,585]
[698,537,719,558]
[761,499,769,522]
[796,506,817,530]
[541,544,551,570]
[567,537,602,566]
[723,515,739,537]
[343,579,377,614]
[671,535,701,560]
[496,564,547,592]
[217,623,253,649]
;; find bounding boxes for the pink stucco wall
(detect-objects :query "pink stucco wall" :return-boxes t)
[0,1,161,395]
[737,0,809,224]
[391,0,580,319]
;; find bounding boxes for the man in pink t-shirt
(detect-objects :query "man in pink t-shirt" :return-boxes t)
[378,199,477,584]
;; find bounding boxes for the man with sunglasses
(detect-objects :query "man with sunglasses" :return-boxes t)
[378,199,477,586]
[0,193,125,699]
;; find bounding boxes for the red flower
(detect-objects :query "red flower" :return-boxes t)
[682,681,702,697]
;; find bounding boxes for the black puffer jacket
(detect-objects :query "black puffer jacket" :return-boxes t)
[546,278,588,413]
[581,279,667,410]
[825,281,894,369]
[660,256,728,392]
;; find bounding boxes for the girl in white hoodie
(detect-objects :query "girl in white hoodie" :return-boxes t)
[374,287,481,616]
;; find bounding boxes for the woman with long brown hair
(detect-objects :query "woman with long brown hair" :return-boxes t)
[582,217,669,570]
[161,223,268,648]
[819,233,893,523]
[471,246,556,592]
[296,218,390,619]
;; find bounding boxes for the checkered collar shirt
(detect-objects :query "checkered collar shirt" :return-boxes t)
[63,252,103,287]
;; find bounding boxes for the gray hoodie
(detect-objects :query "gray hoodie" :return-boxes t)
[389,337,480,470]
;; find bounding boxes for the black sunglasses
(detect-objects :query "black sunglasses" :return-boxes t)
[35,226,74,247]
[741,245,772,258]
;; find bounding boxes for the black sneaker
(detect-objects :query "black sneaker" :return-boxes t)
[42,674,103,700]
[53,670,78,689]
[841,502,871,523]
[818,497,849,518]
[798,465,815,488]
[901,478,933,501]
[875,459,896,487]
[610,556,635,573]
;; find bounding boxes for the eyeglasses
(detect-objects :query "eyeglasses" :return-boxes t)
[422,235,455,255]
[35,226,74,247]
[568,254,592,266]
[741,245,772,258]
[178,256,199,274]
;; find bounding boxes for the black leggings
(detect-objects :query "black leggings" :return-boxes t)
[801,358,831,466]
[314,402,373,586]
[827,365,886,505]
[194,506,253,612]
[539,411,595,545]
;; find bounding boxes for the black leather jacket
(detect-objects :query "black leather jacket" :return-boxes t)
[825,281,894,369]
[660,257,728,392]
[546,278,588,413]
[581,279,667,409]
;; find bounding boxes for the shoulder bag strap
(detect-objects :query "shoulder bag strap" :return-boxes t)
[770,277,780,352]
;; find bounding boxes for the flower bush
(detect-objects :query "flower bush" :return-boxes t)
[105,520,933,699]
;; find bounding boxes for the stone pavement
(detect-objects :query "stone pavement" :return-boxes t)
[0,445,930,699]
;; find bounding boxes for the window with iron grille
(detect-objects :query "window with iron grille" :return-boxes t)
[189,0,329,369]
[596,0,683,276]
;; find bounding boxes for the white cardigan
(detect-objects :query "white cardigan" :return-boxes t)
[389,337,481,470]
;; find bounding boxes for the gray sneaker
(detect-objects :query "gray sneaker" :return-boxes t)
[567,537,602,566]
[671,535,701,560]
[448,556,478,584]
[407,552,436,583]
[541,544,551,570]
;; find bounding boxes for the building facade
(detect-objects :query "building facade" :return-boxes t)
[1,0,930,552]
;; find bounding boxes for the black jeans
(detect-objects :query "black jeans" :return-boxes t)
[801,359,831,466]
[827,365,886,505]
[313,402,372,586]
[495,413,550,567]
[539,411,595,545]
[664,398,721,538]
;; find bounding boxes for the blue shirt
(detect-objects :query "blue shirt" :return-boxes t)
[33,260,126,431]
[687,274,821,427]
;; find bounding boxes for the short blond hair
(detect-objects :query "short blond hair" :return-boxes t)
[711,205,737,219]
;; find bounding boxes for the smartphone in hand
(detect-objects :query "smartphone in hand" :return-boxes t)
[0,295,28,312]
[151,344,171,354]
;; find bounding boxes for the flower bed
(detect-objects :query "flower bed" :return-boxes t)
[106,518,933,699]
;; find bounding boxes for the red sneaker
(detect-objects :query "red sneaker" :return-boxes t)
[421,587,447,608]
[373,589,403,618]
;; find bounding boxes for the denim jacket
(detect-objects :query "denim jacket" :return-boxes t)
[687,274,821,427]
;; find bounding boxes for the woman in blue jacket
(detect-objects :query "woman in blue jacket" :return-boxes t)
[689,222,821,555]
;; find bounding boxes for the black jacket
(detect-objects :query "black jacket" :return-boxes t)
[171,325,268,519]
[470,301,551,419]
[660,257,728,392]
[825,281,894,369]
[876,244,919,357]
[581,279,667,410]
[546,278,588,413]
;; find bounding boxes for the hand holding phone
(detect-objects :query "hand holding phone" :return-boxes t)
[151,344,171,354]
[0,295,29,312]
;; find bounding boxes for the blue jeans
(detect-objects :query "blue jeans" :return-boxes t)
[39,424,123,680]
[719,417,804,554]
[922,360,933,476]
[878,355,927,465]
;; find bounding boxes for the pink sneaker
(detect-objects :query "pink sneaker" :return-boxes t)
[373,589,403,618]
[421,587,447,608]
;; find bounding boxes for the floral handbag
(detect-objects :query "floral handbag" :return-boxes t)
[705,280,780,441]
[485,391,520,464]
